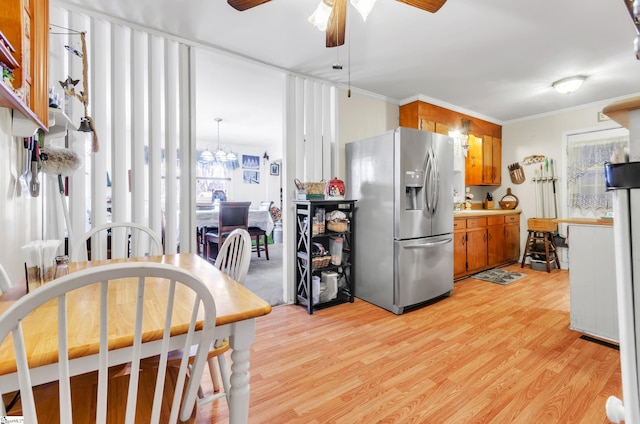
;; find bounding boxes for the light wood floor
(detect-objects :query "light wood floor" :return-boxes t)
[196,264,622,423]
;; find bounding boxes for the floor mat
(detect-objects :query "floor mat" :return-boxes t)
[471,268,526,285]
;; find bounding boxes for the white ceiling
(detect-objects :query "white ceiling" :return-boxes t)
[56,0,640,147]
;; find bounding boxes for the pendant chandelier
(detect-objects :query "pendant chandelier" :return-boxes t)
[214,118,228,162]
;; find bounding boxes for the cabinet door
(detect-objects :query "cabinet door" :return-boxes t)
[482,136,502,185]
[504,222,520,262]
[465,135,483,186]
[491,137,502,185]
[487,223,505,267]
[466,227,487,273]
[454,230,467,279]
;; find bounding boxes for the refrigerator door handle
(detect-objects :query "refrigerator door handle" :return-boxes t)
[424,151,432,215]
[404,238,452,249]
[431,149,440,215]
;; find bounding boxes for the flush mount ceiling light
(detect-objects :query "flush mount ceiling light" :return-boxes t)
[552,75,587,94]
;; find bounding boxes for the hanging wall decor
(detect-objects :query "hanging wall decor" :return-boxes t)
[58,30,99,152]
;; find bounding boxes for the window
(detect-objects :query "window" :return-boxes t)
[567,134,628,215]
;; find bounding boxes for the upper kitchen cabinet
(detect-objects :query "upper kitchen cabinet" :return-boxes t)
[0,0,49,130]
[466,134,501,186]
[399,100,502,186]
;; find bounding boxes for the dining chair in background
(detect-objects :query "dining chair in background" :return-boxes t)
[247,201,271,260]
[71,221,164,261]
[0,262,218,423]
[203,202,250,262]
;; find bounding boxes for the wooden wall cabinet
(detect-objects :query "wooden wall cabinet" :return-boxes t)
[0,0,49,130]
[454,213,520,280]
[399,100,502,186]
[465,134,502,186]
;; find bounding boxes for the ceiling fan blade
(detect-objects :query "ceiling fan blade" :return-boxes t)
[326,0,347,48]
[227,0,271,11]
[396,0,447,13]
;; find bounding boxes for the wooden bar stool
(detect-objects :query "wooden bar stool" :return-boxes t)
[248,227,269,260]
[520,230,560,272]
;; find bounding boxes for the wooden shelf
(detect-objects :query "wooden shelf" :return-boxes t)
[0,79,46,131]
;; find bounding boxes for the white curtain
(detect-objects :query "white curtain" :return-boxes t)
[567,136,628,212]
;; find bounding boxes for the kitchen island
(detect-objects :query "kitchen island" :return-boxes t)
[454,209,522,279]
[556,218,618,343]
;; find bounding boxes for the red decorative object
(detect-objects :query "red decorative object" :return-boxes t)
[327,177,345,198]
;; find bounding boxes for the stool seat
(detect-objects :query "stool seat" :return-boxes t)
[521,230,560,272]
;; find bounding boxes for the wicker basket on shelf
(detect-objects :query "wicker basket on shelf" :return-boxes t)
[312,256,331,268]
[304,181,326,195]
[527,218,557,232]
[327,220,348,233]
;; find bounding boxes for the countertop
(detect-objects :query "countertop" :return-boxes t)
[454,209,522,217]
[555,218,614,227]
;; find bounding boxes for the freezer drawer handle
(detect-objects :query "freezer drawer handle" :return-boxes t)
[404,238,452,249]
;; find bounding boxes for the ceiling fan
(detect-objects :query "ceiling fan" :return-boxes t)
[227,0,448,48]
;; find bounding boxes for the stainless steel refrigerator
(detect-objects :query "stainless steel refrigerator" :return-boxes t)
[346,127,454,314]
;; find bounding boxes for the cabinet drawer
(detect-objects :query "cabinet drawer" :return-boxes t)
[454,219,466,230]
[466,217,487,228]
[504,214,520,224]
[487,216,504,226]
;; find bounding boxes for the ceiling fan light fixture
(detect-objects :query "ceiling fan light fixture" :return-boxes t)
[309,0,333,31]
[350,0,377,21]
[552,75,586,94]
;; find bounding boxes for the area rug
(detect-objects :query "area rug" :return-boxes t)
[471,269,526,285]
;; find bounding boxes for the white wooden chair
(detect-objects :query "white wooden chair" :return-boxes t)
[0,263,12,295]
[0,262,217,423]
[196,228,252,406]
[214,228,253,285]
[71,222,164,262]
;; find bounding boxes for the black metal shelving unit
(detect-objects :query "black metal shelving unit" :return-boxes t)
[294,199,356,314]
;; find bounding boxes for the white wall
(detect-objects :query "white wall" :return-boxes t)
[337,89,399,179]
[0,110,44,285]
[225,143,281,208]
[501,99,628,264]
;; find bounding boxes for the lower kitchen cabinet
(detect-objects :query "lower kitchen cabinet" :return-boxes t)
[466,220,488,274]
[454,212,521,280]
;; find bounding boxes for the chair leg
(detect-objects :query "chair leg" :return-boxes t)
[521,230,533,268]
[263,234,269,260]
[217,354,231,403]
[255,234,261,258]
[207,356,222,392]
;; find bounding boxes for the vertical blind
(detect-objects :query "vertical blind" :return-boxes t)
[48,6,195,255]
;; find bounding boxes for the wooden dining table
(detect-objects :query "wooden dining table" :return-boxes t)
[0,253,272,423]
